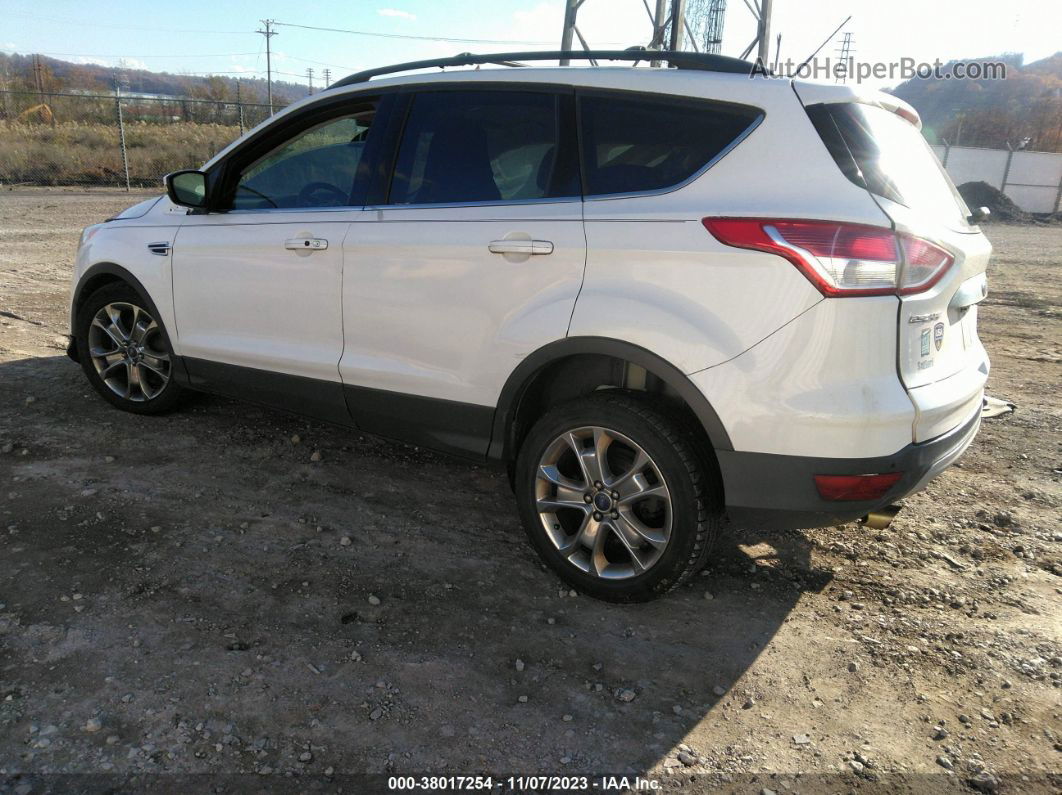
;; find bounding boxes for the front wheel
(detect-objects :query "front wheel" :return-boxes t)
[75,282,184,414]
[515,392,721,602]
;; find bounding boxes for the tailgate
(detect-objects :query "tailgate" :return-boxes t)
[894,216,991,390]
[801,96,991,441]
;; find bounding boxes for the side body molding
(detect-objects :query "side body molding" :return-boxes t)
[488,336,734,462]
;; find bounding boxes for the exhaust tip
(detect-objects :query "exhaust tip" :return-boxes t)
[860,504,902,530]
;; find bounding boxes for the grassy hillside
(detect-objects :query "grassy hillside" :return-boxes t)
[0,121,241,186]
[890,52,1062,151]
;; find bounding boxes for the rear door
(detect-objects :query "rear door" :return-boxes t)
[805,100,991,440]
[340,87,585,458]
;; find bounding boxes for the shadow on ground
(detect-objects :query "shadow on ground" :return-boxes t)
[0,355,832,776]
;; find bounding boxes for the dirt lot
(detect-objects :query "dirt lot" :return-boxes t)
[0,190,1059,793]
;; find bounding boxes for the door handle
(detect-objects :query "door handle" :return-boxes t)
[488,240,554,256]
[284,237,328,251]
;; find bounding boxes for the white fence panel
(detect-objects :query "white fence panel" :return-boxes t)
[928,145,1062,214]
[1004,151,1062,213]
[944,147,1010,188]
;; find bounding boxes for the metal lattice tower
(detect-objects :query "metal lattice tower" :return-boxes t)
[683,0,726,54]
[835,31,854,83]
[705,0,726,55]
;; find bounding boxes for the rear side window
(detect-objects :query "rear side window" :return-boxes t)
[578,92,762,196]
[389,90,575,205]
[807,102,971,229]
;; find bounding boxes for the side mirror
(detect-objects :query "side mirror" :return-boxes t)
[164,170,209,209]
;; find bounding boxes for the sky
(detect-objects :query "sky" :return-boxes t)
[3,0,1059,90]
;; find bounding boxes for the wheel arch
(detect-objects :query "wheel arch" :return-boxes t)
[71,262,164,333]
[489,337,734,466]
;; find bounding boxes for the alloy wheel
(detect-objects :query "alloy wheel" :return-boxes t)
[534,425,672,579]
[87,302,171,402]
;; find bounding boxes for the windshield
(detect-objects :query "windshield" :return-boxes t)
[807,102,971,230]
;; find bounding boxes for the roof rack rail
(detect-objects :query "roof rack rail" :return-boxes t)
[329,49,758,89]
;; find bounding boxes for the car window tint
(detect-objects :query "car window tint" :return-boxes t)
[579,92,762,196]
[389,90,567,205]
[233,106,375,209]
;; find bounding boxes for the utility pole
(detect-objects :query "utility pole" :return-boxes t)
[236,78,244,135]
[113,71,131,193]
[257,19,277,115]
[32,54,45,101]
[323,68,331,88]
[306,67,314,95]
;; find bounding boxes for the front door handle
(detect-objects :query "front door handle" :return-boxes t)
[488,240,554,256]
[284,237,328,251]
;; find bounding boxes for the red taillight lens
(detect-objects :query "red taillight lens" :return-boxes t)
[813,473,903,501]
[898,234,953,294]
[702,218,953,297]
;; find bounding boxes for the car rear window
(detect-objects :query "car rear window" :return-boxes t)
[578,91,762,197]
[806,102,971,229]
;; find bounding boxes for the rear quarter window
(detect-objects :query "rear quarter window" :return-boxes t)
[806,102,971,229]
[578,91,762,197]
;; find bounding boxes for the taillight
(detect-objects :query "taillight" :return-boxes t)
[814,473,902,501]
[702,218,953,297]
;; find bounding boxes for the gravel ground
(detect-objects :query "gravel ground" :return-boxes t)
[0,189,1059,793]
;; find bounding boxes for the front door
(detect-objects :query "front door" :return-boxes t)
[172,100,378,420]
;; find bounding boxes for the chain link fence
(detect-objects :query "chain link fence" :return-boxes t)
[0,90,279,189]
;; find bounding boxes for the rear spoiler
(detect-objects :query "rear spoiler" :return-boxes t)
[792,81,921,130]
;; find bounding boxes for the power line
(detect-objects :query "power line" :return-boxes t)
[283,54,359,70]
[6,10,256,35]
[273,20,625,46]
[12,50,260,59]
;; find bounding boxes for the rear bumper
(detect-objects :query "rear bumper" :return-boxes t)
[719,403,982,529]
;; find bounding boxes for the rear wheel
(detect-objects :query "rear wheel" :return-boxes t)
[515,391,721,602]
[75,283,184,414]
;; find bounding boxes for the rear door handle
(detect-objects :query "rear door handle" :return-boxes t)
[488,240,554,255]
[284,237,328,251]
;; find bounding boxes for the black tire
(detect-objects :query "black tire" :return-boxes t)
[75,282,185,415]
[515,391,722,602]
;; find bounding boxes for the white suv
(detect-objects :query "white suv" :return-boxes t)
[67,51,990,602]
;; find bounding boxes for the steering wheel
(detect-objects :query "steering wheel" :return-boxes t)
[297,181,349,207]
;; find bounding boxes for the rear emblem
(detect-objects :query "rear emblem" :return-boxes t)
[934,322,945,351]
[920,329,931,357]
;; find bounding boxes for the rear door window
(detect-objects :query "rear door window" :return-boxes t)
[578,91,762,196]
[389,90,576,205]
